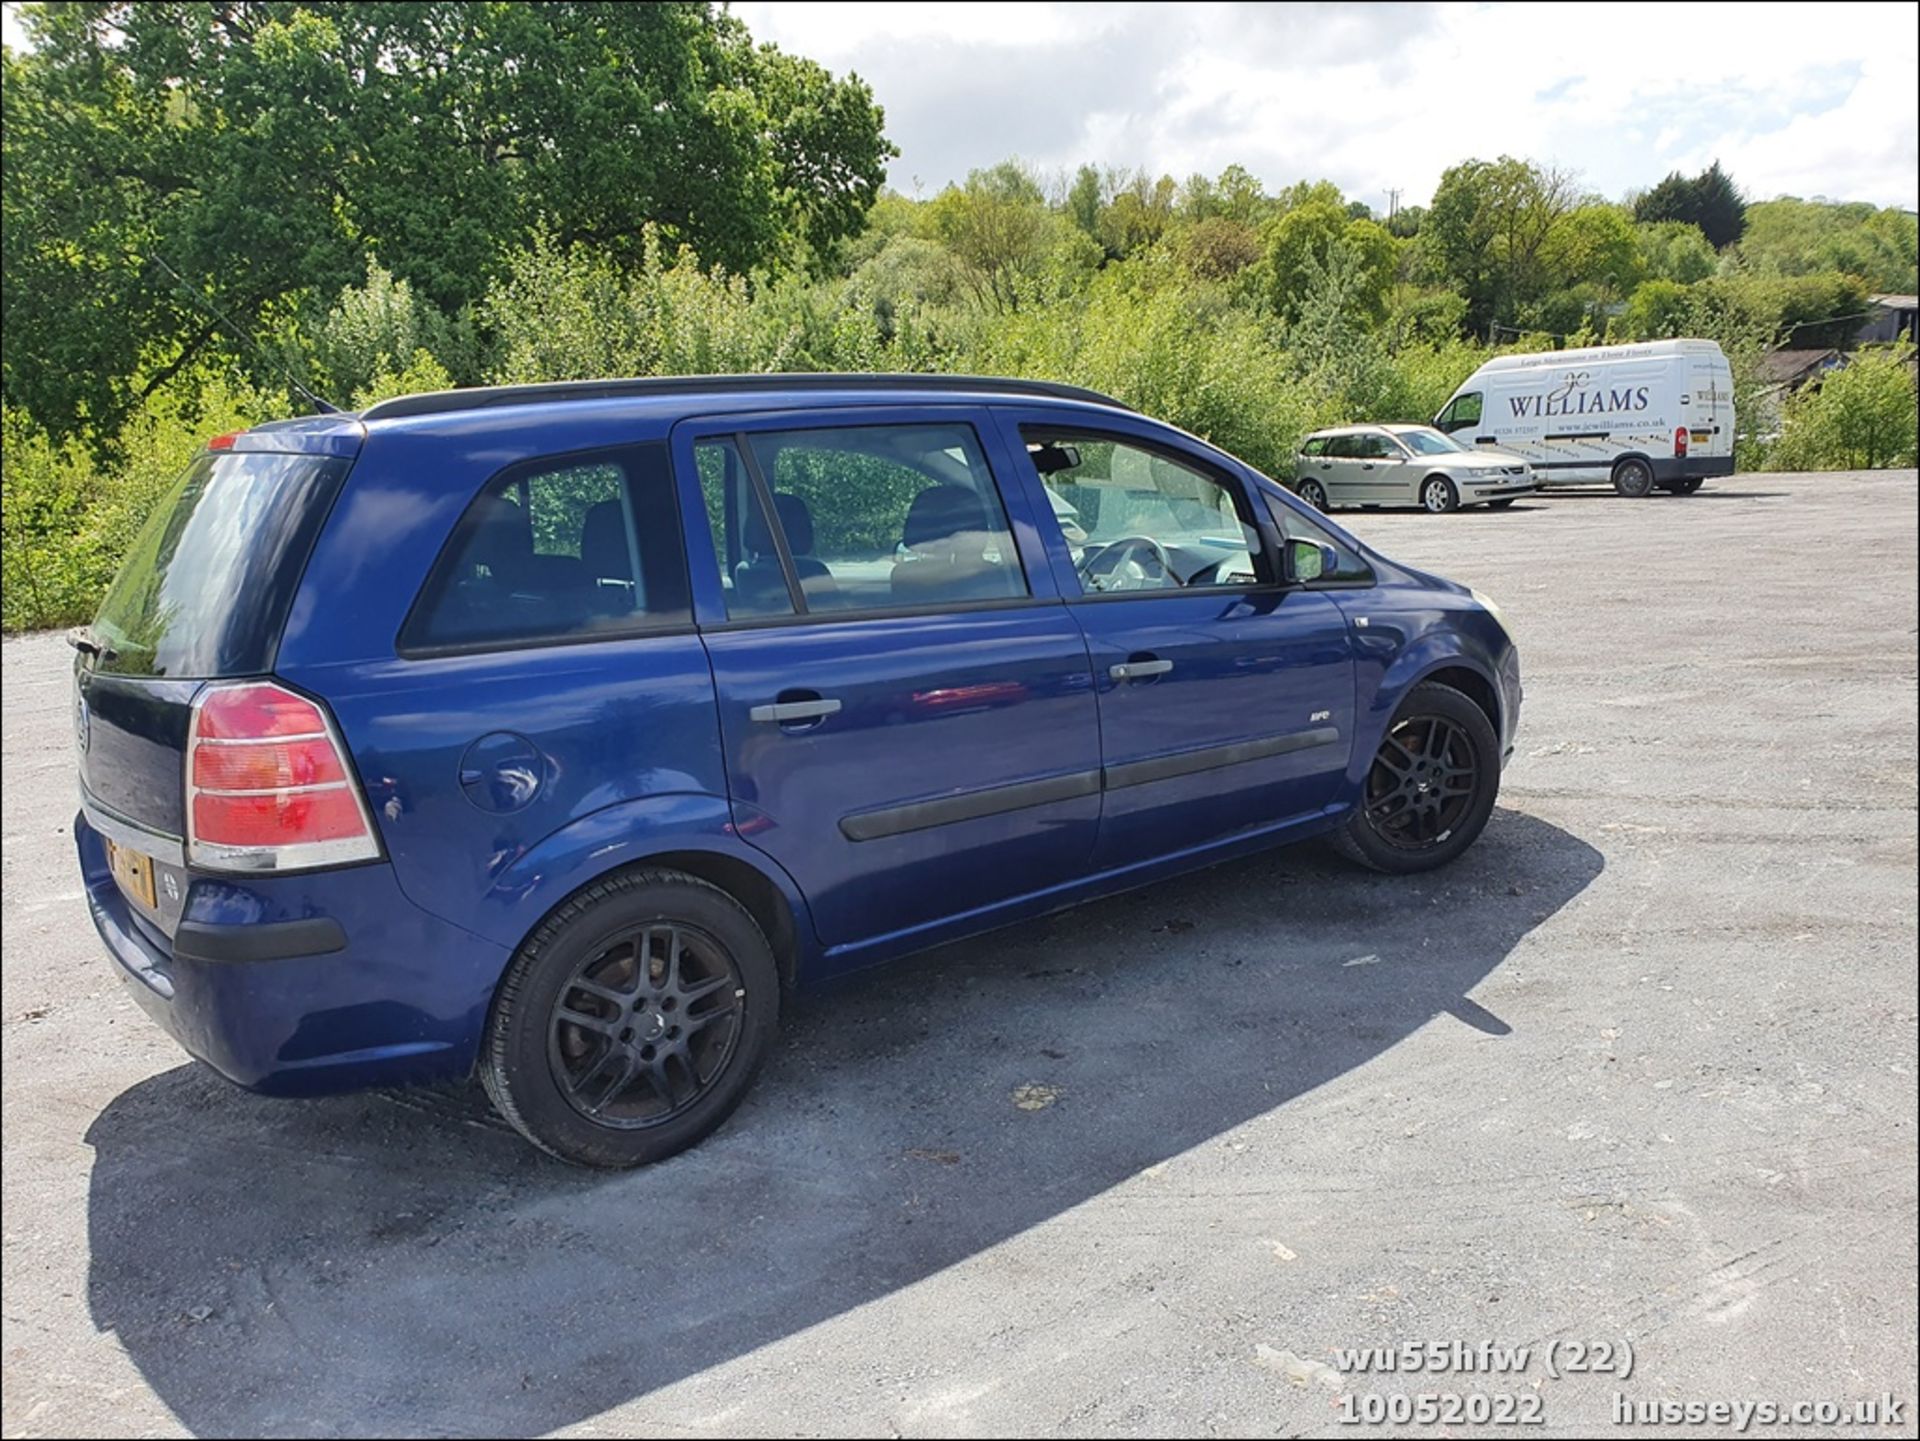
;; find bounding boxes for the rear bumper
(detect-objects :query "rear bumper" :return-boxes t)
[1652,455,1735,481]
[77,813,510,1096]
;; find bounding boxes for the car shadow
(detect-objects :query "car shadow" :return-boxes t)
[85,807,1602,1437]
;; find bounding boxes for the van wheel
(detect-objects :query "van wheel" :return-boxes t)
[1421,476,1459,513]
[1673,477,1704,494]
[1297,478,1329,510]
[481,869,779,1168]
[1612,458,1655,497]
[1336,682,1500,874]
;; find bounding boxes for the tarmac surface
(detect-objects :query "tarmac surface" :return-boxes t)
[3,470,1915,1437]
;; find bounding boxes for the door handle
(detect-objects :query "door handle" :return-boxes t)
[1110,659,1173,682]
[749,698,842,723]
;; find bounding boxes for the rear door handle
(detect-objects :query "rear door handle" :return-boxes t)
[1110,659,1173,682]
[749,698,842,723]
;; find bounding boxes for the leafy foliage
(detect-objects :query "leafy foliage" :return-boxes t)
[1771,345,1919,470]
[1,1,891,436]
[7,36,1919,636]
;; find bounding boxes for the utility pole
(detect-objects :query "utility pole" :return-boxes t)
[1386,188,1401,222]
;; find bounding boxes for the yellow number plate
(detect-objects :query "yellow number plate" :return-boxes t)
[106,838,158,911]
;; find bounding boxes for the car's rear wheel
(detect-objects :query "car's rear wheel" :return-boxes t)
[1421,476,1459,513]
[1297,478,1329,510]
[1612,457,1656,497]
[1336,682,1500,874]
[482,868,778,1167]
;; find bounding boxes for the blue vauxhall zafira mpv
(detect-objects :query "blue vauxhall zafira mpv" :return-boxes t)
[72,374,1522,1166]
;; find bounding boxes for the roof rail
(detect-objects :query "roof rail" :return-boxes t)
[359,372,1136,422]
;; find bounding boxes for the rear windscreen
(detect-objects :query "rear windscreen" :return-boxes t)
[90,450,349,678]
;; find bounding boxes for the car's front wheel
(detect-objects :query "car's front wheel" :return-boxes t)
[482,868,779,1167]
[1297,478,1329,510]
[1421,476,1460,513]
[1337,682,1500,874]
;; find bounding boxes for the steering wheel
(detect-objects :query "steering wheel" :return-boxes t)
[1079,535,1177,592]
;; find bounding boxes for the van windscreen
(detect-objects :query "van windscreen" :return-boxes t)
[89,450,349,678]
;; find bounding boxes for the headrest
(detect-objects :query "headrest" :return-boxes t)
[580,499,630,581]
[746,491,816,556]
[902,485,992,549]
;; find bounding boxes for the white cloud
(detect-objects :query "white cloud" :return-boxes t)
[733,0,1920,208]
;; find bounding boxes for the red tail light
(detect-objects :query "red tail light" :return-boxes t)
[206,431,244,451]
[186,682,381,871]
[1674,426,1689,458]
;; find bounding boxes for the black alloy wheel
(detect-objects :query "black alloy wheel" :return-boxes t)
[1335,681,1500,873]
[1364,713,1479,851]
[483,869,779,1167]
[547,922,743,1128]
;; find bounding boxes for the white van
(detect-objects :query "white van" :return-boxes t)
[1433,339,1734,496]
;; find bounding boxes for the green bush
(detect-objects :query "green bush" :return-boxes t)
[1771,345,1918,471]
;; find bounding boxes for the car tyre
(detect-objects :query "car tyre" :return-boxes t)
[1612,457,1656,497]
[1421,476,1460,513]
[482,868,779,1168]
[1297,478,1329,510]
[1335,682,1500,875]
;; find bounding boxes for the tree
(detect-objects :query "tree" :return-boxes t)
[926,163,1076,312]
[1178,217,1262,281]
[1734,198,1918,290]
[1545,205,1645,298]
[1,1,893,438]
[1424,157,1573,337]
[1636,221,1718,284]
[1067,165,1104,238]
[1771,344,1918,470]
[1633,161,1747,249]
[1261,202,1396,326]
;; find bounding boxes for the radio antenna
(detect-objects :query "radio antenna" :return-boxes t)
[141,252,343,415]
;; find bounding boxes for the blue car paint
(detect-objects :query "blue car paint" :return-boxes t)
[75,381,1521,1096]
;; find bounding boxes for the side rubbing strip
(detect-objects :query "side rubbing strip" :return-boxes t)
[1103,726,1341,792]
[840,770,1103,841]
[839,726,1341,840]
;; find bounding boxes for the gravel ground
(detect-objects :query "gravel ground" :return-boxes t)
[3,470,1915,1439]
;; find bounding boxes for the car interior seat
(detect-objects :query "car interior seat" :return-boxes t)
[890,484,1021,604]
[734,492,837,611]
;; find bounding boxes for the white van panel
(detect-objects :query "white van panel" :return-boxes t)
[1437,340,1734,487]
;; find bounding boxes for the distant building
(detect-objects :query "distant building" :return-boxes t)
[1858,294,1918,345]
[1754,347,1846,397]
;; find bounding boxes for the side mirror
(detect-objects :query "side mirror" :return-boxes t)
[1283,537,1339,584]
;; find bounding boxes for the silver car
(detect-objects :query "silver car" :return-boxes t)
[1294,424,1538,513]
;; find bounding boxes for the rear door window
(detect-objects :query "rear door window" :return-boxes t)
[90,450,350,678]
[699,422,1028,617]
[402,444,689,652]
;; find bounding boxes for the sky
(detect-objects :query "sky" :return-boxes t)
[731,0,1920,211]
[6,2,1915,211]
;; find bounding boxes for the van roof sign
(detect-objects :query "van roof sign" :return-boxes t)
[1476,339,1727,373]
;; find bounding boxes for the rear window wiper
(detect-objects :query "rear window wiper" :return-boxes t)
[66,626,117,662]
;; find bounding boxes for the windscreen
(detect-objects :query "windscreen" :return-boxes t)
[90,450,349,678]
